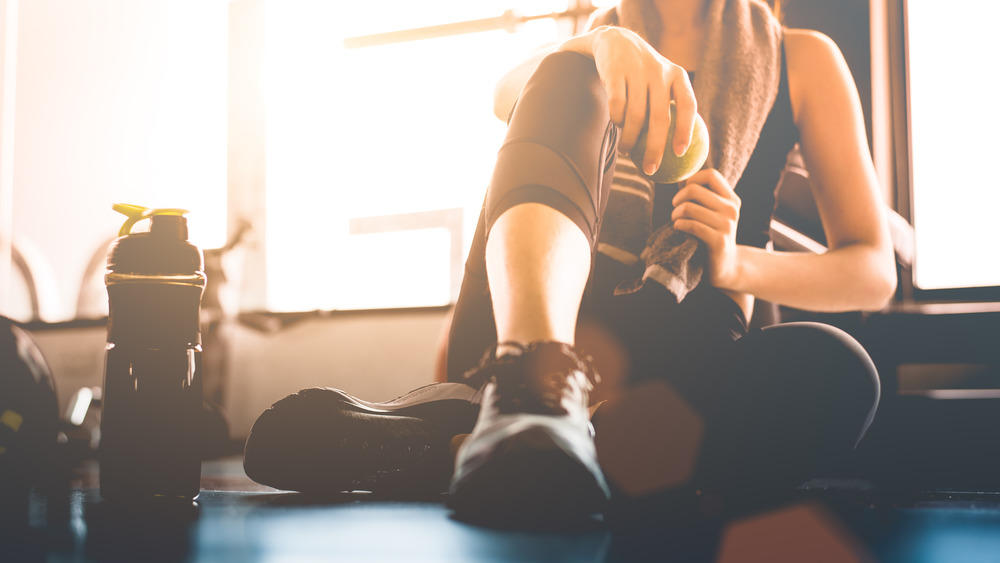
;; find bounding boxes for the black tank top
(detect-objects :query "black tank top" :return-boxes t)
[652,43,799,249]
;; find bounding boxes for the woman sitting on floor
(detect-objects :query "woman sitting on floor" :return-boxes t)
[243,0,894,521]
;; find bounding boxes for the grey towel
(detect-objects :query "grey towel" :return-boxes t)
[590,0,782,301]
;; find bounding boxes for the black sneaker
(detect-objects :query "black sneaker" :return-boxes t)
[448,342,610,519]
[243,383,479,494]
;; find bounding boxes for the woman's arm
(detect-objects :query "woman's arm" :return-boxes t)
[671,29,895,313]
[729,29,896,312]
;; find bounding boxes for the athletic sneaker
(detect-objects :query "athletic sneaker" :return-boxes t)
[243,383,480,494]
[448,341,611,519]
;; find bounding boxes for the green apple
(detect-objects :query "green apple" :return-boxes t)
[629,101,709,184]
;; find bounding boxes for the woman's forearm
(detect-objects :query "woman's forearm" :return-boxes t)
[732,243,896,313]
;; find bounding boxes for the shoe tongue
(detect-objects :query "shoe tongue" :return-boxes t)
[496,348,575,416]
[517,342,580,381]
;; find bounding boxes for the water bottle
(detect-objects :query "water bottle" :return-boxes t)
[99,204,206,502]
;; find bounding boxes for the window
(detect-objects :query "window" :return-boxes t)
[261,1,579,311]
[0,0,227,322]
[904,1,1000,292]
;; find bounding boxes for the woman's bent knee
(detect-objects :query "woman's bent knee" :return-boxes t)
[485,51,618,246]
[756,322,881,442]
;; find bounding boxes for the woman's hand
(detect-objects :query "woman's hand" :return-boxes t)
[671,169,742,289]
[559,26,697,176]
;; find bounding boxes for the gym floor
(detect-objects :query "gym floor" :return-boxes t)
[5,457,1000,562]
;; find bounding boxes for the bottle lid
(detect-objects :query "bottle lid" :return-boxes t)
[113,203,190,237]
[107,204,203,276]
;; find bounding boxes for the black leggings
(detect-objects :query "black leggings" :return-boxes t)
[447,51,879,482]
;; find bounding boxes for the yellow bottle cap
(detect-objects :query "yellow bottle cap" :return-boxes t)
[112,204,189,237]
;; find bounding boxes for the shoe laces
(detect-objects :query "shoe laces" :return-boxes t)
[464,341,600,415]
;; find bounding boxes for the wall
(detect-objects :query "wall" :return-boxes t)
[784,0,872,149]
[28,307,451,441]
[224,309,449,438]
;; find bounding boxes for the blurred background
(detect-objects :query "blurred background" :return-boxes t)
[1,0,998,442]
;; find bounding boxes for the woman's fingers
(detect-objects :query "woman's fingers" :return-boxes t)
[673,186,739,219]
[673,218,724,250]
[620,81,648,152]
[641,79,671,175]
[670,72,698,156]
[671,169,741,239]
[671,201,730,232]
[684,169,735,197]
[676,170,739,208]
[603,70,628,127]
[670,168,742,290]
[590,27,698,161]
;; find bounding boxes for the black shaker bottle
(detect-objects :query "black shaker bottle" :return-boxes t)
[99,204,206,502]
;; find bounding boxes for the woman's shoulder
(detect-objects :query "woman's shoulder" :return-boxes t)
[783,28,842,59]
[782,28,851,79]
[781,28,857,121]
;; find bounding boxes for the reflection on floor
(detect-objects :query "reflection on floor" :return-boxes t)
[3,458,1000,562]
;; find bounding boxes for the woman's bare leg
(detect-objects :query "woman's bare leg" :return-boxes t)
[486,203,591,351]
[448,52,616,518]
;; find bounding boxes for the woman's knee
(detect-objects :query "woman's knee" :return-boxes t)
[766,323,878,393]
[485,51,618,244]
[522,51,607,114]
[754,322,881,438]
